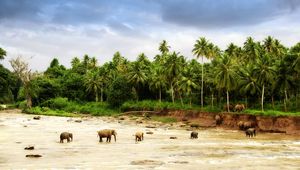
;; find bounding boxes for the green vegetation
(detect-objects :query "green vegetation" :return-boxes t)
[242,109,300,117]
[1,36,300,117]
[150,116,177,123]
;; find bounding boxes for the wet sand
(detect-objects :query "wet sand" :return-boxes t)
[0,111,300,169]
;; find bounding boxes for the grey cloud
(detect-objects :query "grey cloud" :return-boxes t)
[157,0,300,29]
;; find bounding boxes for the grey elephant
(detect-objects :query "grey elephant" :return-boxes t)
[97,129,117,142]
[60,132,73,143]
[190,131,198,139]
[135,132,144,142]
[245,128,256,138]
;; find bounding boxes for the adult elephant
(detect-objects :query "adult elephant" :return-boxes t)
[235,104,245,112]
[97,129,117,142]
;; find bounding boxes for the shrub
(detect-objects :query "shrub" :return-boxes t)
[107,76,132,107]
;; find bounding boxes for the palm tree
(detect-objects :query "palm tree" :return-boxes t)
[214,54,237,112]
[159,40,170,55]
[0,48,6,60]
[84,70,102,102]
[164,52,183,103]
[178,74,198,106]
[149,64,167,102]
[243,37,260,63]
[238,65,260,108]
[253,54,276,111]
[192,37,209,109]
[127,61,148,101]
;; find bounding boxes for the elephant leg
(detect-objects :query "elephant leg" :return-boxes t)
[100,137,103,142]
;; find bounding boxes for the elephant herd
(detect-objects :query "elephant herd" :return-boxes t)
[59,124,256,144]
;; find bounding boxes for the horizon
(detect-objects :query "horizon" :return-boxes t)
[1,0,300,71]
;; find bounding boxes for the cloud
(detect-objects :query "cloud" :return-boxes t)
[158,0,300,29]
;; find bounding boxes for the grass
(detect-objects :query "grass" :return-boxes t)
[24,107,79,117]
[150,116,177,123]
[242,109,300,117]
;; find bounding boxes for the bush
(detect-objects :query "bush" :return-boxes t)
[107,76,132,107]
[41,97,69,109]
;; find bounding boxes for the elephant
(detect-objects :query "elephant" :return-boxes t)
[235,104,245,112]
[245,128,256,137]
[215,114,222,125]
[135,132,144,142]
[97,129,117,142]
[223,104,234,112]
[237,121,255,130]
[243,121,255,130]
[60,132,73,143]
[190,131,198,139]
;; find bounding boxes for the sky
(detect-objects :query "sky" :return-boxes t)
[1,0,300,71]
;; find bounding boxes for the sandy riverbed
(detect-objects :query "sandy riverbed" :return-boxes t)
[0,111,300,169]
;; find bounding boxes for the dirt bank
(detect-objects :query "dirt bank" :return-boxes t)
[150,110,300,135]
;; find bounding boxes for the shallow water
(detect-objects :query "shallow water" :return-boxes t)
[0,112,300,170]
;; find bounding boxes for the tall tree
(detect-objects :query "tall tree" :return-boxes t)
[164,52,183,103]
[253,54,276,111]
[193,37,218,109]
[84,70,102,102]
[214,54,237,112]
[159,40,170,55]
[149,64,167,102]
[9,56,36,108]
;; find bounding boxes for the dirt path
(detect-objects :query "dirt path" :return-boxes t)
[0,112,300,169]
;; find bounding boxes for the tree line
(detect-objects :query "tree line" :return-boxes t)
[0,36,299,112]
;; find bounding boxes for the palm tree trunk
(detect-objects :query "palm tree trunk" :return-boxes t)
[180,93,183,106]
[261,84,265,112]
[271,95,275,110]
[100,87,103,102]
[190,95,192,107]
[226,90,230,112]
[171,83,174,103]
[245,96,248,108]
[159,88,162,103]
[95,89,98,102]
[284,89,288,112]
[201,56,204,110]
[211,93,214,107]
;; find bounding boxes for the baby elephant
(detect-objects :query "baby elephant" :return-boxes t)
[190,131,198,139]
[60,132,73,143]
[245,128,256,138]
[135,132,144,142]
[97,129,117,142]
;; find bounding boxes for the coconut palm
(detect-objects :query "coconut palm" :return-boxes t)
[214,54,238,112]
[159,40,170,55]
[164,52,184,103]
[253,54,276,111]
[243,37,260,63]
[193,37,218,109]
[149,64,167,102]
[178,71,198,106]
[127,60,148,101]
[84,70,102,102]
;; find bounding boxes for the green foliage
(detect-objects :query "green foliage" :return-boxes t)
[107,76,132,107]
[151,116,177,123]
[40,97,119,116]
[121,100,201,111]
[24,106,78,117]
[243,109,300,117]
